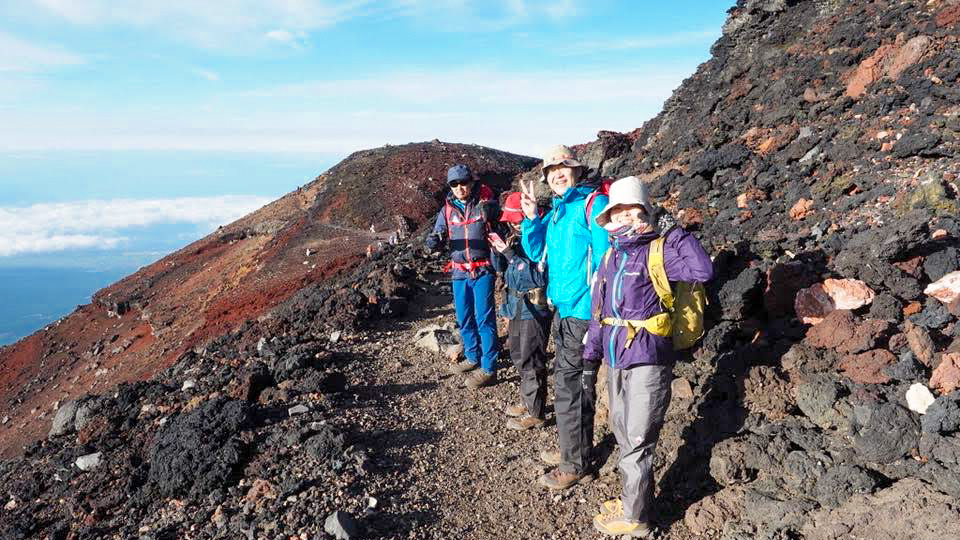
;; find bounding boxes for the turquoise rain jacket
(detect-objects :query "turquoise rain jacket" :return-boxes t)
[521,184,610,320]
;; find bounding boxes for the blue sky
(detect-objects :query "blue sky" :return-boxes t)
[0,0,735,268]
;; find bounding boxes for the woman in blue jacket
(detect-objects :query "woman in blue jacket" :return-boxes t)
[519,145,610,490]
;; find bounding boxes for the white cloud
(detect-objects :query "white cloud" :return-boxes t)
[561,29,721,54]
[0,63,691,155]
[25,0,372,49]
[0,196,272,256]
[17,0,583,48]
[0,31,84,72]
[240,66,685,105]
[265,29,295,42]
[192,68,220,81]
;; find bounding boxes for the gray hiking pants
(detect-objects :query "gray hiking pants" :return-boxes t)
[608,363,673,522]
[553,316,598,475]
[508,316,551,419]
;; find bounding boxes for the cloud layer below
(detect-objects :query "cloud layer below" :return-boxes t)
[0,195,272,256]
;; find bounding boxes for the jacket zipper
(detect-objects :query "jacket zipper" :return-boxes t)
[608,248,628,368]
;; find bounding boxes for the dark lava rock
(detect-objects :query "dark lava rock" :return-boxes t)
[813,464,882,508]
[892,132,942,158]
[794,374,852,431]
[688,143,751,178]
[304,424,347,466]
[717,267,764,320]
[921,391,960,434]
[146,398,249,499]
[909,297,952,329]
[850,402,919,463]
[883,352,926,382]
[924,247,960,282]
[868,292,903,322]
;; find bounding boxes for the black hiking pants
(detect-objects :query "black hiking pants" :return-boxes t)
[553,315,598,475]
[507,315,551,419]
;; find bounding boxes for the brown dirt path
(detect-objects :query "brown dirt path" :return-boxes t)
[336,273,709,540]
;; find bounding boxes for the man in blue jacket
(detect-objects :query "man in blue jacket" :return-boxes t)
[519,145,610,489]
[426,164,501,388]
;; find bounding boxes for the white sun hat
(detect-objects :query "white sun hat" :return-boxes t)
[594,176,654,227]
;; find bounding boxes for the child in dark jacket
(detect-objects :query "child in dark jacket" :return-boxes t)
[490,192,552,430]
[584,176,714,538]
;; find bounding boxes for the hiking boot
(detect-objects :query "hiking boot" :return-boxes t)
[506,414,545,430]
[593,512,652,538]
[447,359,478,375]
[598,498,622,515]
[537,469,590,490]
[464,370,496,388]
[505,403,526,417]
[539,449,562,465]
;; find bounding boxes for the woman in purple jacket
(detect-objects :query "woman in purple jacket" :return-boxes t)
[584,176,713,538]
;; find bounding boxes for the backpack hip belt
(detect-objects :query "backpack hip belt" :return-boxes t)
[445,259,491,273]
[600,313,672,349]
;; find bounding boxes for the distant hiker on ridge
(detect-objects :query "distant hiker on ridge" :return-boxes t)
[585,176,713,538]
[426,164,502,388]
[519,144,610,490]
[490,192,552,430]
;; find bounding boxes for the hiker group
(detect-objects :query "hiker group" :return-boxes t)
[425,145,714,538]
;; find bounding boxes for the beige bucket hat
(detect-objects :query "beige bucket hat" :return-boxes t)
[594,176,654,227]
[540,144,585,181]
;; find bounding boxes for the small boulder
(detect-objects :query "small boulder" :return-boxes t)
[75,452,102,471]
[925,270,960,305]
[324,510,360,540]
[49,399,79,438]
[930,352,960,395]
[921,393,960,434]
[838,349,895,384]
[905,320,936,366]
[906,383,936,415]
[822,278,876,310]
[671,377,694,400]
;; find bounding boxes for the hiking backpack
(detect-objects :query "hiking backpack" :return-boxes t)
[647,236,707,350]
[594,236,708,351]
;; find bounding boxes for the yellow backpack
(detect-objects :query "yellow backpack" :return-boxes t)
[595,236,707,351]
[646,236,708,350]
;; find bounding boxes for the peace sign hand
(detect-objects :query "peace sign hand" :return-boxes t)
[519,178,538,220]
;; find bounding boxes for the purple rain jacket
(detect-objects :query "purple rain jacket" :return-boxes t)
[583,225,714,369]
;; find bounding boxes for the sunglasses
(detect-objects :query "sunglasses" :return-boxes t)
[449,180,473,188]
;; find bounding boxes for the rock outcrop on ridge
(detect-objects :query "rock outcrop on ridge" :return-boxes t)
[2,0,960,538]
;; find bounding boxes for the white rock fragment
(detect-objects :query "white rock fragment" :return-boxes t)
[181,379,197,391]
[75,452,103,471]
[906,383,936,415]
[924,270,960,305]
[288,404,310,416]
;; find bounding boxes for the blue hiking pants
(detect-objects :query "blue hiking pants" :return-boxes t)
[452,272,499,374]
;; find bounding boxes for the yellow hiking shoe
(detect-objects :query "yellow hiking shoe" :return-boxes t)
[592,511,652,538]
[598,498,622,515]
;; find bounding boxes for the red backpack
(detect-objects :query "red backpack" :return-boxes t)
[584,178,614,224]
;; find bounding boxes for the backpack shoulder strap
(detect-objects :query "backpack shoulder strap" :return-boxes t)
[647,236,675,312]
[592,248,615,320]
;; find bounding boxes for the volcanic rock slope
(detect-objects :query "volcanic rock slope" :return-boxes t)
[0,142,536,457]
[3,0,960,539]
[562,0,960,537]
